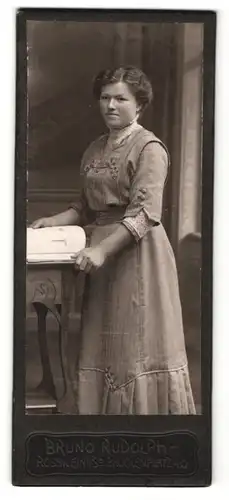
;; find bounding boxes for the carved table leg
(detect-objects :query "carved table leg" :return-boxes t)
[57,268,78,414]
[33,301,57,400]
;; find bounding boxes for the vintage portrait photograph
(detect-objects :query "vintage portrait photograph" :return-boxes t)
[24,17,204,417]
[12,8,216,487]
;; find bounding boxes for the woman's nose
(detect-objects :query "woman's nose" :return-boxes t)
[108,98,116,110]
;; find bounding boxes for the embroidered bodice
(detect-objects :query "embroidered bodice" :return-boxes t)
[71,126,169,240]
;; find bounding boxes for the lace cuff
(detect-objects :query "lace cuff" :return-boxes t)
[122,209,156,242]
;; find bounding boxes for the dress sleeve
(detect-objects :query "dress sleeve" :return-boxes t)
[68,146,95,226]
[122,209,155,241]
[122,141,169,239]
[69,189,94,227]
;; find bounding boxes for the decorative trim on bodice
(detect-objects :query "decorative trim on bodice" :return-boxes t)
[84,156,119,180]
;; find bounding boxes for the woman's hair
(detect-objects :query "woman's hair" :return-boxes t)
[93,66,153,113]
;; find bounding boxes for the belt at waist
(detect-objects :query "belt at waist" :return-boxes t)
[92,206,127,226]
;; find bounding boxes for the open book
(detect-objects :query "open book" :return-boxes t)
[27,226,86,263]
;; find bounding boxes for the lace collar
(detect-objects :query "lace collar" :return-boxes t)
[106,121,142,150]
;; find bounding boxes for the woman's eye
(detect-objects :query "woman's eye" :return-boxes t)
[101,96,127,102]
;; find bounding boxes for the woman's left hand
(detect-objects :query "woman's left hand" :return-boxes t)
[73,246,107,273]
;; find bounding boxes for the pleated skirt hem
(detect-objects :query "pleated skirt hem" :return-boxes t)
[77,365,196,415]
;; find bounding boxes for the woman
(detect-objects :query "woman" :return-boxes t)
[32,66,196,415]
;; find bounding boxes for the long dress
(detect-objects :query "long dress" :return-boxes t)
[70,123,196,415]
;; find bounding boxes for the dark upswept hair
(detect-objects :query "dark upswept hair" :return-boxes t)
[93,66,153,113]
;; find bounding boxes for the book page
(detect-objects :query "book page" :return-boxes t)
[26,226,86,263]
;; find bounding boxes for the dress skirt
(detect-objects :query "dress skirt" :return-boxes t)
[75,220,196,415]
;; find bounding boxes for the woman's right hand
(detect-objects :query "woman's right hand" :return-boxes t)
[30,216,54,229]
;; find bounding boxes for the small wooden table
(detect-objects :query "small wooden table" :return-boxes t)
[26,261,78,414]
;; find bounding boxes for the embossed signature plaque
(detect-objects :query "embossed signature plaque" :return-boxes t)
[26,432,198,477]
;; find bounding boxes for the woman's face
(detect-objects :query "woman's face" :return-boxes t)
[99,81,140,130]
